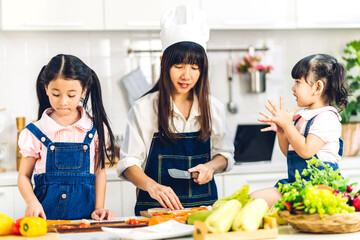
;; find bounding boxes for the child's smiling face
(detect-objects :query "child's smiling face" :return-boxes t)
[45,77,86,117]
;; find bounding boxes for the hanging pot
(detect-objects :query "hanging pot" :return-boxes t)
[247,71,266,93]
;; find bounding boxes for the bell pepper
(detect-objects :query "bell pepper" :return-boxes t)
[0,213,14,236]
[20,217,47,237]
[11,217,24,235]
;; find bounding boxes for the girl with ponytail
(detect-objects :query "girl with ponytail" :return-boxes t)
[18,54,115,220]
[250,54,349,207]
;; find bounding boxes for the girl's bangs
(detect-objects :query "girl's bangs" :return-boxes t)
[291,58,310,79]
[167,42,205,68]
[291,55,315,80]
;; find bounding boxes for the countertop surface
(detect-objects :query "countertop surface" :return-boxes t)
[56,225,360,240]
[1,156,360,187]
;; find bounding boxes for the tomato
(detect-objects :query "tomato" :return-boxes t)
[128,218,140,225]
[58,225,75,229]
[352,196,360,211]
[79,223,90,228]
[347,185,354,193]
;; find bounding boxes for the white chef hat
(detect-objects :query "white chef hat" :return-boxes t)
[160,5,210,53]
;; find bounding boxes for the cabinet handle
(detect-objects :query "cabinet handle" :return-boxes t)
[222,20,276,26]
[24,22,84,27]
[311,20,360,26]
[125,21,159,26]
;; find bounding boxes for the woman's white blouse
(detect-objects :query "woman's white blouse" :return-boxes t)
[117,91,235,179]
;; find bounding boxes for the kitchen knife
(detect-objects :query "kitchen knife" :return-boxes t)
[168,169,199,179]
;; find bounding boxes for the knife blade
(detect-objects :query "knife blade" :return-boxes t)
[168,169,199,179]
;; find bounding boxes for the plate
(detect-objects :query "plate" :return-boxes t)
[102,220,194,240]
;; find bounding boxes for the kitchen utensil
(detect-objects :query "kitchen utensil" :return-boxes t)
[168,169,199,179]
[119,68,152,107]
[16,117,25,170]
[226,57,238,114]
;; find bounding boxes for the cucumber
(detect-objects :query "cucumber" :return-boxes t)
[187,210,213,225]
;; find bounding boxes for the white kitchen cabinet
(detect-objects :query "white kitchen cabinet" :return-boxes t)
[0,186,14,218]
[104,0,200,30]
[1,0,104,30]
[13,187,26,219]
[105,181,122,217]
[120,181,137,216]
[296,0,360,28]
[201,0,296,29]
[214,175,224,199]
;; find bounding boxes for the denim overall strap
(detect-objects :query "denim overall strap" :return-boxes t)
[135,132,217,215]
[32,124,97,220]
[26,123,53,148]
[83,125,96,145]
[276,115,340,186]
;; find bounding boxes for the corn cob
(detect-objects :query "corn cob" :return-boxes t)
[205,199,242,233]
[212,185,250,210]
[232,198,268,231]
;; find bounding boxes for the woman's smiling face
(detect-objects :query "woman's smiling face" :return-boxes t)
[169,63,200,97]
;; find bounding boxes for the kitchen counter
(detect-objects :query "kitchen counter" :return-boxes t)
[2,156,359,187]
[57,225,360,240]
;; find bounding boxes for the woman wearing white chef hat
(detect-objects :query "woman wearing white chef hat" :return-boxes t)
[117,5,235,215]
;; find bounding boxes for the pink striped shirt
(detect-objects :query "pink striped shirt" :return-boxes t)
[18,107,108,174]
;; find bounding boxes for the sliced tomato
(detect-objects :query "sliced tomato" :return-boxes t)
[58,225,75,229]
[79,223,90,228]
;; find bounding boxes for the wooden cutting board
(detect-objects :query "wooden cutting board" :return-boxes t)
[140,208,171,218]
[140,207,207,218]
[48,220,147,233]
[0,233,59,240]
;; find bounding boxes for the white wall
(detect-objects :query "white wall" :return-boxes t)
[0,29,359,169]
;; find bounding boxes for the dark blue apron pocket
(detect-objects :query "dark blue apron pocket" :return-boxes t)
[159,154,211,200]
[51,144,85,170]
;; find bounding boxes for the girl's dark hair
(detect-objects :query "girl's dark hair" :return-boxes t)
[146,41,211,143]
[291,54,349,110]
[36,54,115,169]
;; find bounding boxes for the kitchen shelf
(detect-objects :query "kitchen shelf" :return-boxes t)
[127,45,269,55]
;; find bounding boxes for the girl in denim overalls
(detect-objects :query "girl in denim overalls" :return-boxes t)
[117,6,234,215]
[18,54,116,220]
[250,54,349,207]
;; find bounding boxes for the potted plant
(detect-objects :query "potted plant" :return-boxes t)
[237,54,273,93]
[340,40,360,156]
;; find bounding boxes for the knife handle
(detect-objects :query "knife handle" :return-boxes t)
[191,171,199,179]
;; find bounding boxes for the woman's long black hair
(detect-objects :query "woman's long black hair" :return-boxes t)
[291,53,349,111]
[146,41,211,144]
[36,54,115,169]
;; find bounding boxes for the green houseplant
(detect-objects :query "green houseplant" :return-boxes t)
[341,40,360,123]
[340,40,360,156]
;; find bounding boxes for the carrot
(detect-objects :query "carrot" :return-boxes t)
[148,216,185,226]
[148,216,173,226]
